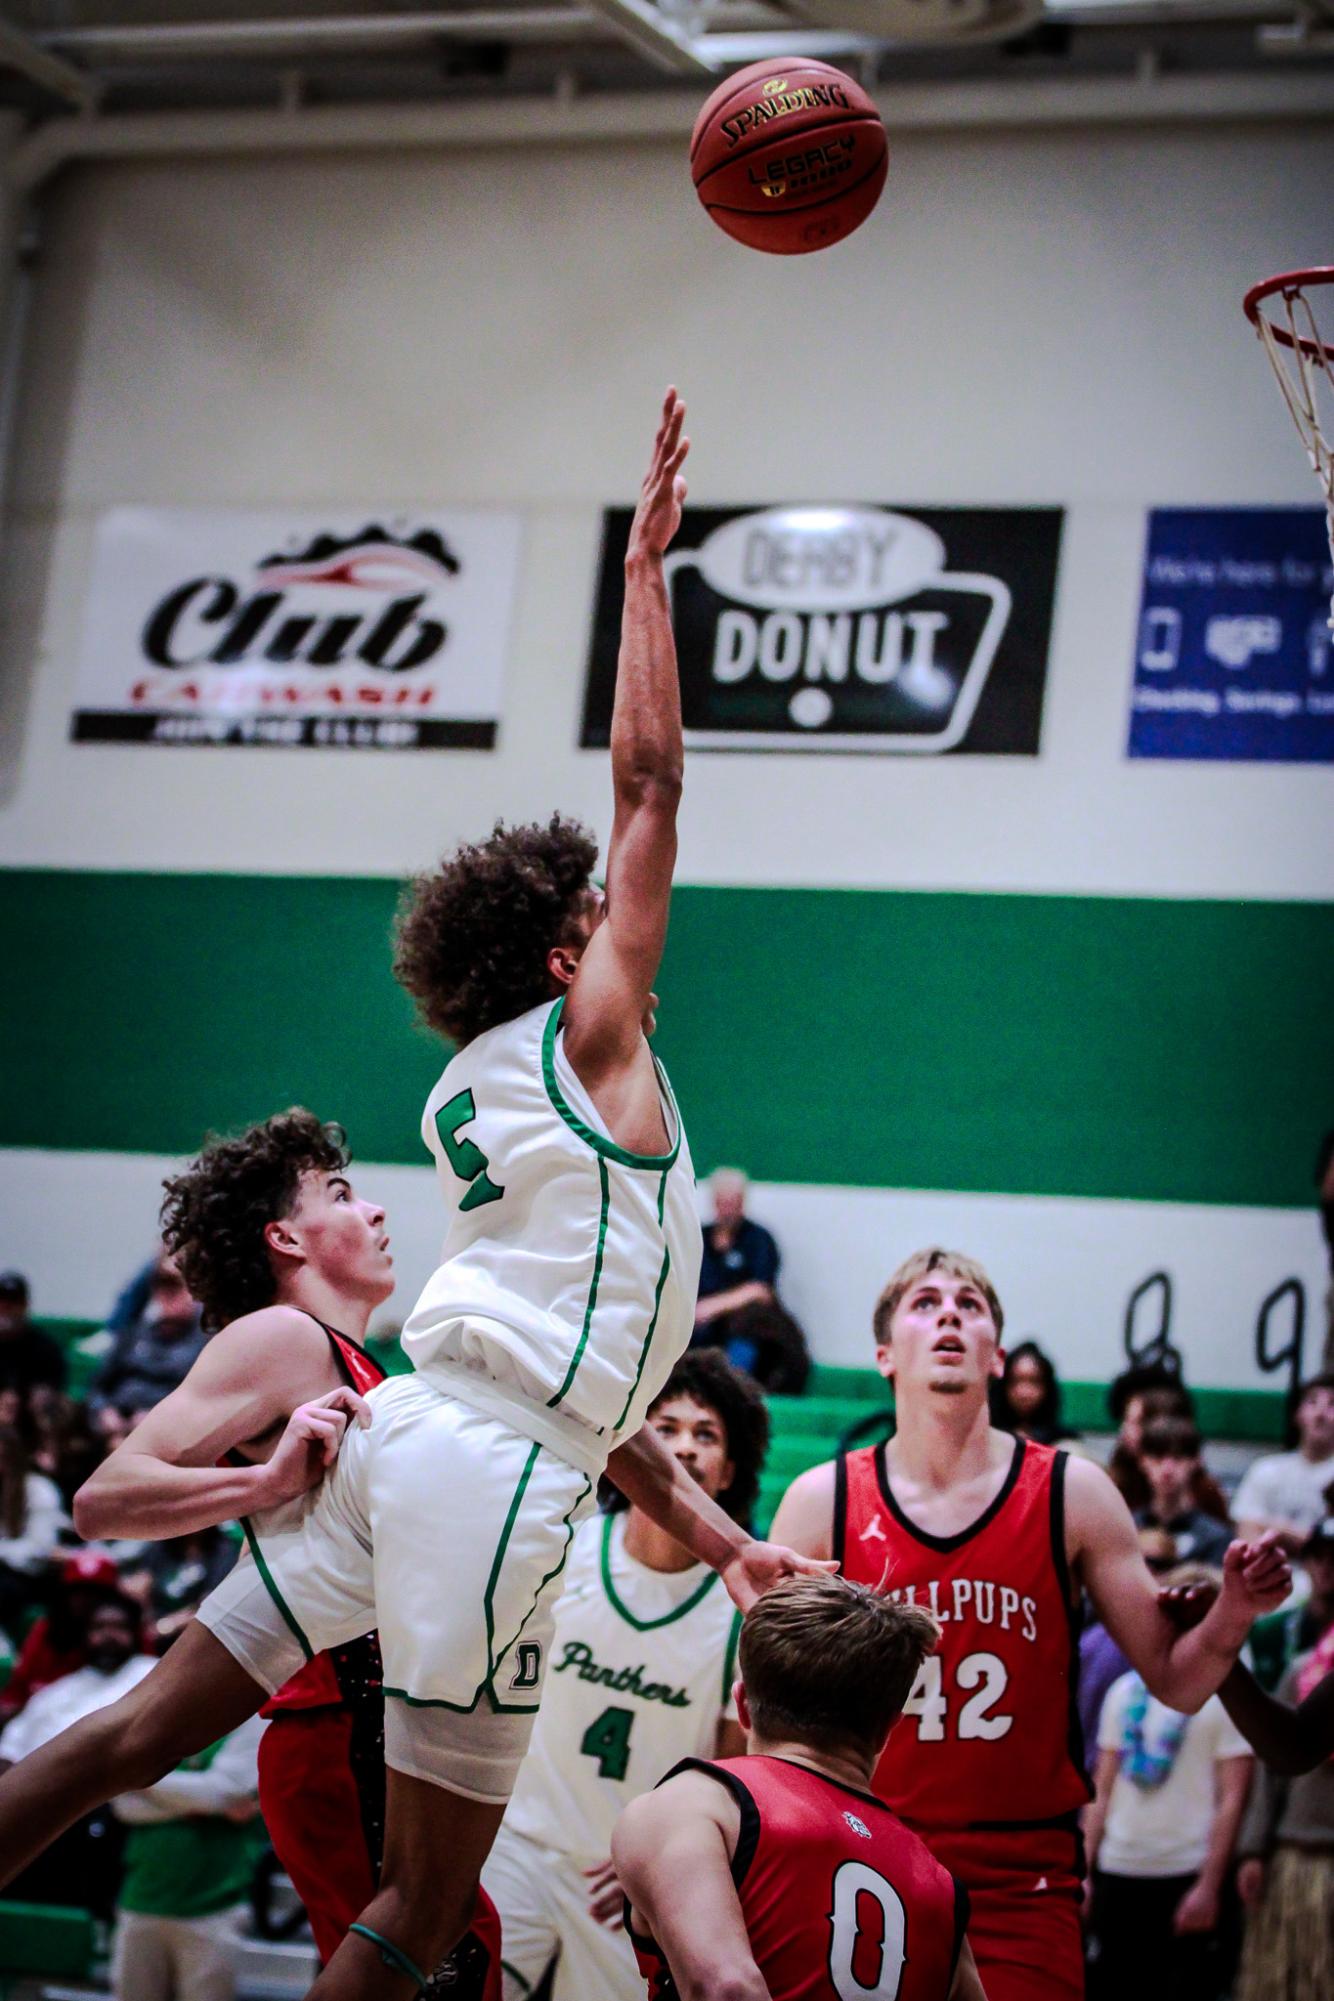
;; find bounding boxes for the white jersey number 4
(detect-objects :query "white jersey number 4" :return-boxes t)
[827,1860,908,2000]
[900,1651,1012,1743]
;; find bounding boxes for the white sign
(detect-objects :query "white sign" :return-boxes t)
[72,507,523,750]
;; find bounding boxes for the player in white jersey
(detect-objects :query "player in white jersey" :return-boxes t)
[0,390,831,2001]
[482,1350,768,2001]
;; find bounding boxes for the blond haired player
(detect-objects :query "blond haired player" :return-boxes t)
[769,1246,1290,2001]
[0,391,829,2001]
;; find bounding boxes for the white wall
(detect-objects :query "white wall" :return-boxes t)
[1,121,1330,899]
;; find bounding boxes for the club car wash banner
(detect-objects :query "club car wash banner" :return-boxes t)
[71,508,522,749]
[582,504,1062,753]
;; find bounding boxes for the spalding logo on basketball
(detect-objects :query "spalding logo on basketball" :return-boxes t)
[690,59,888,255]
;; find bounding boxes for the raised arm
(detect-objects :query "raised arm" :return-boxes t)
[605,1422,835,1613]
[73,1306,366,1541]
[1069,1455,1289,1714]
[562,388,689,1078]
[613,1771,770,2001]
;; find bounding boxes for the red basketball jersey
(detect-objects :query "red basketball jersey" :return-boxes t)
[838,1438,1089,1851]
[631,1754,966,2001]
[261,1323,386,1715]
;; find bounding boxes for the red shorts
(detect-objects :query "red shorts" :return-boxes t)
[258,1706,502,1995]
[918,1824,1086,2001]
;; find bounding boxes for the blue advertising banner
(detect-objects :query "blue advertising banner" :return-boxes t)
[1128,507,1333,763]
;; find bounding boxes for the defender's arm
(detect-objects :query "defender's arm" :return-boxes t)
[766,1462,837,1564]
[563,389,689,1077]
[613,1771,770,2001]
[73,1307,365,1540]
[1069,1456,1289,1714]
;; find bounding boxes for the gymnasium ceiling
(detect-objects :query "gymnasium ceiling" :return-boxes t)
[1,0,1331,123]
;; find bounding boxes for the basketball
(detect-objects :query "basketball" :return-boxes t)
[690,59,889,255]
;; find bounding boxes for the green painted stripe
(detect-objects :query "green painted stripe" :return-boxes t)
[3,868,1330,1207]
[548,1157,610,1410]
[598,1510,719,1632]
[238,1520,314,1664]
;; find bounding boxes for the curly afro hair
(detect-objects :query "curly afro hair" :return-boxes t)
[160,1108,348,1332]
[393,814,600,1047]
[603,1347,771,1528]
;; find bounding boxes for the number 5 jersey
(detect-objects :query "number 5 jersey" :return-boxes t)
[404,995,702,1468]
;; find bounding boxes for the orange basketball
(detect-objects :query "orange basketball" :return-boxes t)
[690,59,888,255]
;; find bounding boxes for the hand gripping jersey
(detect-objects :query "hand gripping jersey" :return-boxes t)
[837,1438,1091,1862]
[501,1510,742,1862]
[630,1755,967,2001]
[404,996,702,1459]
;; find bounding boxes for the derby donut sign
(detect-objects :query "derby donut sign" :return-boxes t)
[582,504,1061,754]
[71,507,522,750]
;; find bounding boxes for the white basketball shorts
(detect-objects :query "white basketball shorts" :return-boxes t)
[197,1373,597,1799]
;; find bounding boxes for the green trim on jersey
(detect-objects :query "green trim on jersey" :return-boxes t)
[541,997,682,1171]
[598,1513,720,1633]
[501,1963,534,1996]
[547,1156,610,1411]
[239,1520,313,1663]
[610,1170,672,1434]
[489,1473,594,1713]
[721,1609,742,1709]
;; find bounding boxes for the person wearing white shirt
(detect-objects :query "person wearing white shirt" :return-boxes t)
[1085,1587,1254,2001]
[1232,1375,1334,1558]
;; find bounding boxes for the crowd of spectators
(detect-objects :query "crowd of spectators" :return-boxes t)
[2,1178,1334,2000]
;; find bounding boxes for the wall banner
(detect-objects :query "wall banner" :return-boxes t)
[1128,506,1334,763]
[581,504,1062,754]
[71,508,522,750]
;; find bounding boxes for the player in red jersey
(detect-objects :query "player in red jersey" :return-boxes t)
[769,1247,1291,2001]
[72,1108,501,1998]
[614,1571,984,2001]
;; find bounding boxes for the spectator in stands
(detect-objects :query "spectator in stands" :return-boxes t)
[111,1710,265,2001]
[991,1339,1076,1444]
[1107,1369,1229,1522]
[1135,1417,1233,1569]
[1084,1563,1254,2001]
[1232,1373,1334,1557]
[0,1551,124,1722]
[122,1527,238,1650]
[0,1272,66,1399]
[88,1252,208,1429]
[1232,1546,1334,2001]
[1248,1503,1334,1692]
[29,1386,106,1508]
[0,1404,70,1634]
[693,1168,808,1392]
[0,1594,153,1917]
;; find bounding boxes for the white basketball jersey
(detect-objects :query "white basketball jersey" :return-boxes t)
[403,997,701,1461]
[502,1511,741,1862]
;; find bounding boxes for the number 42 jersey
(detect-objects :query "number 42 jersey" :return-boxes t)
[403,996,702,1460]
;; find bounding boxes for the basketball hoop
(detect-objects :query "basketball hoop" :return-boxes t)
[1244,265,1334,629]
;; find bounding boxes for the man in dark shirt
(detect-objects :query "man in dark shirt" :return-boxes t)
[0,1274,66,1400]
[88,1254,208,1426]
[1134,1415,1232,1567]
[693,1170,807,1392]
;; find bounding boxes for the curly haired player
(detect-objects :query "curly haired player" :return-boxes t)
[0,390,828,2001]
[769,1247,1291,2001]
[74,1109,501,1997]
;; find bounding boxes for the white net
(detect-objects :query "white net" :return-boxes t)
[1251,275,1334,629]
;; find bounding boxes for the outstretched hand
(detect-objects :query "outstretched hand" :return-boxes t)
[626,387,689,563]
[720,1537,839,1616]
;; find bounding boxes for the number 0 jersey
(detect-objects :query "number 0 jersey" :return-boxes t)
[838,1437,1091,1866]
[630,1755,967,2001]
[403,996,701,1472]
[500,1510,741,1864]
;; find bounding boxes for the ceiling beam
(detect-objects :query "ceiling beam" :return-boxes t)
[0,20,98,110]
